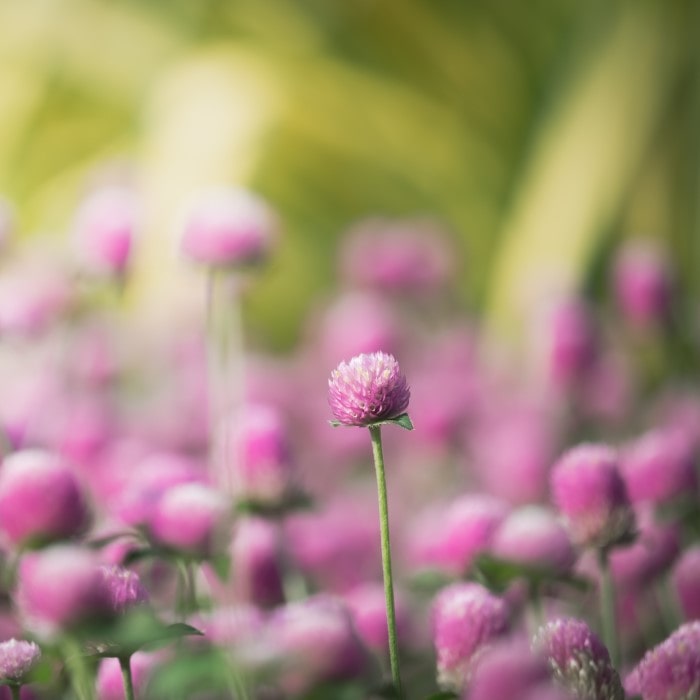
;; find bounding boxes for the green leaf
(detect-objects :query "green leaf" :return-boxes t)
[329,413,414,430]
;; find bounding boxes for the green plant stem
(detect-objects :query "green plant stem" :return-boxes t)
[10,685,20,700]
[369,425,403,698]
[598,548,618,668]
[529,581,544,631]
[119,656,136,700]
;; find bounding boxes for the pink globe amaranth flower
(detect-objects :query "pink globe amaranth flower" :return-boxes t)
[431,582,510,690]
[671,546,700,621]
[265,595,366,695]
[96,652,157,700]
[613,240,672,327]
[344,582,409,653]
[410,495,508,577]
[314,292,403,369]
[223,405,295,506]
[534,617,624,700]
[467,640,550,700]
[180,186,276,267]
[609,508,679,591]
[0,450,90,547]
[626,621,700,700]
[542,299,598,387]
[285,496,380,593]
[550,444,635,549]
[328,351,410,427]
[150,483,230,558]
[229,518,284,609]
[16,545,111,636]
[99,566,149,615]
[619,429,697,506]
[340,217,454,294]
[0,639,40,685]
[491,506,576,575]
[73,186,138,278]
[196,604,264,648]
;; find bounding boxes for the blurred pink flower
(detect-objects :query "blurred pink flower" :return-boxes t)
[96,652,157,700]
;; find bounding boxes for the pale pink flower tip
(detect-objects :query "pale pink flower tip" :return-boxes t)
[180,187,276,267]
[550,443,634,549]
[0,639,41,684]
[99,566,149,615]
[328,352,410,427]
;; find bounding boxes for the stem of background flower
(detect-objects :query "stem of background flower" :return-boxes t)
[62,637,95,700]
[176,559,197,619]
[10,684,20,700]
[119,656,136,700]
[369,425,403,698]
[529,581,544,631]
[598,548,618,668]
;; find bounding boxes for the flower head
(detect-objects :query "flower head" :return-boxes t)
[99,565,149,615]
[550,444,634,549]
[432,582,510,690]
[0,639,41,685]
[328,352,410,427]
[626,622,700,699]
[535,617,624,700]
[672,546,700,622]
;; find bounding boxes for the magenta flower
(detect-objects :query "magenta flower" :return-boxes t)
[671,546,700,621]
[150,483,230,558]
[613,240,672,327]
[534,617,624,700]
[73,186,138,278]
[491,506,576,575]
[0,450,90,547]
[16,545,111,636]
[99,566,149,616]
[550,444,635,549]
[432,583,510,690]
[626,622,700,700]
[328,352,410,427]
[180,187,276,268]
[467,640,550,700]
[619,429,696,506]
[0,640,41,685]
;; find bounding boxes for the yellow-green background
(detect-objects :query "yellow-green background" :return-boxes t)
[1,0,698,348]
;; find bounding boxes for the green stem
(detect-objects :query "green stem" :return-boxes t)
[119,656,136,700]
[598,549,619,668]
[9,685,20,700]
[369,426,403,698]
[529,581,544,631]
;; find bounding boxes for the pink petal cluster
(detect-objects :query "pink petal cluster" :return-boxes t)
[180,187,276,267]
[550,444,635,549]
[0,450,90,547]
[328,351,410,427]
[535,617,624,700]
[0,639,40,685]
[626,622,700,700]
[99,565,149,615]
[671,546,700,621]
[432,582,509,690]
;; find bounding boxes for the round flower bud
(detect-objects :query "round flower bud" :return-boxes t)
[328,352,410,427]
[16,545,111,636]
[613,240,672,327]
[180,187,276,268]
[266,595,366,695]
[671,546,700,621]
[619,429,696,506]
[0,639,41,686]
[626,621,700,700]
[534,617,624,700]
[0,450,90,547]
[492,506,576,574]
[432,583,510,690]
[410,496,508,577]
[550,444,635,549]
[73,186,137,278]
[99,566,149,615]
[150,483,230,558]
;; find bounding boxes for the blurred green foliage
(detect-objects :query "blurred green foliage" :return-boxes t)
[0,0,698,348]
